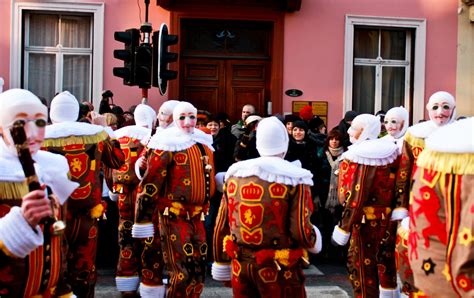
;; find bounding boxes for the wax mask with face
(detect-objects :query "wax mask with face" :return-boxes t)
[426,91,455,126]
[173,102,197,134]
[384,106,409,139]
[348,125,362,144]
[347,114,381,145]
[0,89,48,155]
[158,100,179,128]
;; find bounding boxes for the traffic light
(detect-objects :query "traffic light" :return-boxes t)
[135,43,152,88]
[153,23,178,95]
[113,28,140,86]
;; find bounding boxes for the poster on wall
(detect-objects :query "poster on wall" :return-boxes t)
[292,101,328,125]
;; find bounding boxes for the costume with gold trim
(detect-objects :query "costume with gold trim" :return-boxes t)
[111,125,151,292]
[393,121,441,220]
[0,147,77,297]
[213,156,318,297]
[133,127,215,297]
[393,120,446,297]
[409,118,474,297]
[332,138,400,297]
[43,122,125,298]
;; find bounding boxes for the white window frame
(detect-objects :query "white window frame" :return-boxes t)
[11,2,104,108]
[343,15,426,123]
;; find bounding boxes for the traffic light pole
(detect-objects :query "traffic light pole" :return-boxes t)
[140,0,151,101]
[113,0,178,101]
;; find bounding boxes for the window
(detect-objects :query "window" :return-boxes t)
[352,27,412,114]
[344,16,426,123]
[11,2,104,107]
[24,12,92,104]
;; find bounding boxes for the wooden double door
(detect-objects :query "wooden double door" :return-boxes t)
[180,58,269,122]
[178,19,272,122]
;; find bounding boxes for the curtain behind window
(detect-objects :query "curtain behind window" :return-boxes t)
[352,27,407,114]
[25,13,91,104]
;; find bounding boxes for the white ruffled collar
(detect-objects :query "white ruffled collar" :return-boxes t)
[46,121,106,139]
[381,134,404,155]
[114,125,151,145]
[406,120,440,139]
[342,138,398,166]
[425,117,473,153]
[0,139,78,204]
[147,126,214,152]
[225,156,313,186]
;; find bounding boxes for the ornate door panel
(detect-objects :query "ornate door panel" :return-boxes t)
[226,60,267,121]
[179,19,272,122]
[181,59,226,115]
[180,59,268,121]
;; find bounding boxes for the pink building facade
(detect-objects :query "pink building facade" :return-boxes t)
[0,0,459,128]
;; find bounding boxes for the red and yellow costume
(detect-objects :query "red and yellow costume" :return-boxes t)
[0,147,78,297]
[111,125,151,293]
[43,122,124,297]
[133,126,215,297]
[393,121,444,297]
[408,118,473,297]
[212,132,320,298]
[332,136,400,298]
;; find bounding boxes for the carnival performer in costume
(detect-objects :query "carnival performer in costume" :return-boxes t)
[0,89,78,297]
[392,91,456,296]
[392,91,456,221]
[156,100,179,131]
[408,118,473,297]
[379,106,415,297]
[133,101,215,297]
[212,116,321,298]
[382,107,409,154]
[110,103,156,296]
[134,100,180,180]
[43,91,125,297]
[331,114,400,297]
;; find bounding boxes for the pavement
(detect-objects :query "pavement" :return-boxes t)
[95,263,353,297]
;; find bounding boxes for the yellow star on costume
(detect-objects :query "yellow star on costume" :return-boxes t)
[400,171,407,179]
[442,264,451,282]
[183,178,191,186]
[170,234,177,241]
[459,227,473,246]
[284,270,293,280]
[161,169,167,176]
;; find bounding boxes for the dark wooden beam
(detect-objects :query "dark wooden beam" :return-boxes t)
[157,0,302,12]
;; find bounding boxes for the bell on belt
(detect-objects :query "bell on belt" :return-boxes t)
[52,219,66,236]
